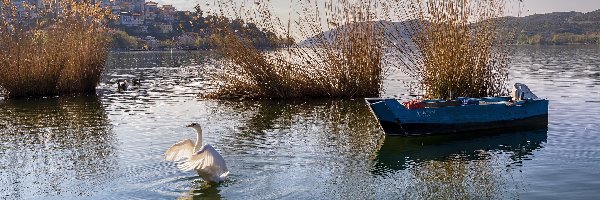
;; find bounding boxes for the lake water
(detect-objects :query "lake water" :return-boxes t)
[1,46,599,199]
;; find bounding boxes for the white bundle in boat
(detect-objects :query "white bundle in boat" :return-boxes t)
[511,83,539,100]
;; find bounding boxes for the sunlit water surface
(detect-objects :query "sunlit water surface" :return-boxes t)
[1,46,600,199]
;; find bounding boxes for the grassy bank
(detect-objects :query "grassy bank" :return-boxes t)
[0,0,111,98]
[205,0,386,99]
[204,0,520,99]
[389,0,518,99]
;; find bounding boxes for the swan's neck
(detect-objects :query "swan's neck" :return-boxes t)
[193,127,203,152]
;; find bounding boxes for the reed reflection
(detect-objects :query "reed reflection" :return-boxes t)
[0,95,116,198]
[214,99,384,158]
[374,129,547,199]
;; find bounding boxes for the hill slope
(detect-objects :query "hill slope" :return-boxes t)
[516,10,600,44]
[300,9,600,45]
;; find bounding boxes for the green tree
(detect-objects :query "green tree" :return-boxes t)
[517,33,528,45]
[551,34,561,45]
[111,30,139,50]
[195,37,203,48]
[160,39,176,49]
[529,34,543,45]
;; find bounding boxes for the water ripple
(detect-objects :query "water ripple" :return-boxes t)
[2,47,600,199]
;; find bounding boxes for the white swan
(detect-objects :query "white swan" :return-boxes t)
[165,123,229,183]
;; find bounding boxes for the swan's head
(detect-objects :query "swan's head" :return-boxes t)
[186,123,202,130]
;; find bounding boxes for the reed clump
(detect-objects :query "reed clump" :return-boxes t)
[390,0,518,99]
[0,0,111,98]
[205,0,387,99]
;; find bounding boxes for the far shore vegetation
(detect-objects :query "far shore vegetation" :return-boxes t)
[110,6,600,51]
[514,10,600,45]
[109,5,292,51]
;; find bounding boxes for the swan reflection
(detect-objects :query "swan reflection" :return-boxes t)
[177,180,223,200]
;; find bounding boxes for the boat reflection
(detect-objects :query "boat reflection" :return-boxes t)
[374,128,547,172]
[0,95,116,198]
[372,128,547,198]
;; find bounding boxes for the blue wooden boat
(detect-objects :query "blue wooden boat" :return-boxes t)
[365,97,549,135]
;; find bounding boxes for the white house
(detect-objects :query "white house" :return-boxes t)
[120,12,144,26]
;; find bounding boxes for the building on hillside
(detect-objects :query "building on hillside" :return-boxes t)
[138,25,148,33]
[120,12,144,26]
[158,4,176,23]
[100,0,113,7]
[108,0,144,13]
[157,23,173,33]
[144,1,158,12]
[161,4,175,13]
[144,1,158,22]
[9,0,122,18]
[119,1,133,12]
[13,0,43,7]
[99,0,123,14]
[131,0,144,13]
[110,4,121,14]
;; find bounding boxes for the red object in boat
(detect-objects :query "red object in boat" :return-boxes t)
[402,100,425,109]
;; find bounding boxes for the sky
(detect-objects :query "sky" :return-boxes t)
[521,0,599,15]
[153,0,600,15]
[151,0,599,39]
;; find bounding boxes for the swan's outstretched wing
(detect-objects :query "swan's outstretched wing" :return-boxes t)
[178,144,229,176]
[165,139,194,161]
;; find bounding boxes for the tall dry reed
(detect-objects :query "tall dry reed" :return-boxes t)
[205,0,388,99]
[0,0,111,98]
[388,0,519,99]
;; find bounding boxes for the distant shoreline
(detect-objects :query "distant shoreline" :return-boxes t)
[109,49,212,53]
[108,44,599,53]
[514,43,600,46]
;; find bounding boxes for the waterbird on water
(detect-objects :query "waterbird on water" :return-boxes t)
[116,78,141,91]
[165,123,229,183]
[117,79,128,91]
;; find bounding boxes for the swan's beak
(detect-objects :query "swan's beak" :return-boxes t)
[186,124,193,127]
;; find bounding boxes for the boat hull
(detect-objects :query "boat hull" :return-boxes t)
[366,98,549,136]
[378,113,548,135]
